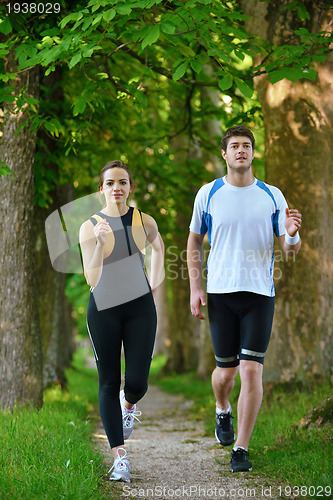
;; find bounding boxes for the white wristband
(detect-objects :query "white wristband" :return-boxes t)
[285,231,300,246]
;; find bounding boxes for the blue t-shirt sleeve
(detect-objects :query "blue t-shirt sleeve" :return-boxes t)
[189,185,208,235]
[275,188,288,236]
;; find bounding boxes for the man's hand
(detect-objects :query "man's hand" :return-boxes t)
[285,208,302,236]
[190,288,206,320]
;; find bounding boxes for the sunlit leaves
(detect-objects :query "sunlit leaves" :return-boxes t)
[69,52,82,69]
[15,43,38,67]
[268,67,317,85]
[2,0,330,98]
[161,21,176,35]
[190,59,203,74]
[59,12,84,30]
[42,118,64,137]
[1,0,331,129]
[235,78,253,99]
[73,95,86,116]
[218,75,233,91]
[178,45,196,58]
[142,24,160,49]
[116,5,132,15]
[172,62,188,81]
[103,9,116,22]
[0,17,12,35]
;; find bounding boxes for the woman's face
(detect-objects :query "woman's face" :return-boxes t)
[100,168,132,204]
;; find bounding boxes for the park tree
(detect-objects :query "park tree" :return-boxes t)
[0,48,43,409]
[196,77,225,378]
[34,67,75,388]
[0,4,80,407]
[240,0,333,384]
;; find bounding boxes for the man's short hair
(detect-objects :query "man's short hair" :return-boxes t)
[221,125,255,152]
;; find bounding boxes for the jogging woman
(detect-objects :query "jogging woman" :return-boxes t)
[79,160,164,482]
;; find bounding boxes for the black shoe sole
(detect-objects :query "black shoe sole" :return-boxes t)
[231,466,252,473]
[215,429,235,446]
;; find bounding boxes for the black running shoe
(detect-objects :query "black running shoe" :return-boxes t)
[215,412,235,446]
[230,448,252,472]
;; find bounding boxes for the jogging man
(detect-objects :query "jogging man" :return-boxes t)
[187,125,302,472]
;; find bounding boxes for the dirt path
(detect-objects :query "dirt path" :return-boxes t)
[93,385,283,500]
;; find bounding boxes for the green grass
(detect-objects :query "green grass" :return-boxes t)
[0,350,116,500]
[1,350,331,499]
[150,359,333,495]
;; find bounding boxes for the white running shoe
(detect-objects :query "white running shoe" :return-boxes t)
[109,448,131,482]
[120,390,142,440]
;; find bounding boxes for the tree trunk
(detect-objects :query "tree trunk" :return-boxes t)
[33,68,75,389]
[197,74,225,378]
[166,200,200,373]
[295,396,333,430]
[34,184,75,389]
[0,51,43,409]
[164,132,200,373]
[165,78,225,375]
[241,0,333,384]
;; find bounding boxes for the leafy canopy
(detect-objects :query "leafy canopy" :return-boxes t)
[1,0,331,108]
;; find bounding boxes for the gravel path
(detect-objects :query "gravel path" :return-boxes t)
[93,385,283,500]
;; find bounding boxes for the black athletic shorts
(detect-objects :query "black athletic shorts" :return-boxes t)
[207,292,275,368]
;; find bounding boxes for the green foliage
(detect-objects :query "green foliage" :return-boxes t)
[0,16,12,35]
[1,0,330,206]
[65,273,90,340]
[0,350,113,500]
[1,0,331,112]
[0,161,15,178]
[1,0,330,192]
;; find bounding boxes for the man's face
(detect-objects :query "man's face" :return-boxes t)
[221,135,254,173]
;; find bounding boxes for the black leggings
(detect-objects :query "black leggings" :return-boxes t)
[87,291,157,448]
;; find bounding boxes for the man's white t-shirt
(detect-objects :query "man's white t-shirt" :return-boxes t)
[189,175,288,297]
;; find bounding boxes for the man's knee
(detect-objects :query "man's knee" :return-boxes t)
[213,366,239,385]
[239,360,263,383]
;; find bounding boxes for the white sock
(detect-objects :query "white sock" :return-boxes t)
[216,404,232,415]
[233,446,247,452]
[122,392,135,412]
